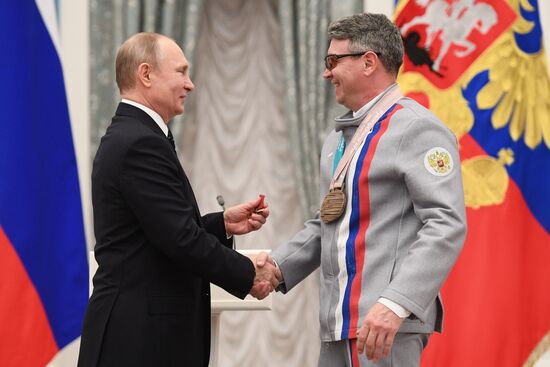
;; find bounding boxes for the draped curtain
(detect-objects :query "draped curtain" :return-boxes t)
[182,1,320,365]
[278,0,332,218]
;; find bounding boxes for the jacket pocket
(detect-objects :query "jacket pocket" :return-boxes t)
[147,295,193,315]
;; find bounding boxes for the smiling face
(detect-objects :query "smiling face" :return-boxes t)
[323,39,368,112]
[148,38,195,122]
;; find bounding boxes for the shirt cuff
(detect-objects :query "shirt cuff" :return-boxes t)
[271,258,286,290]
[378,297,411,318]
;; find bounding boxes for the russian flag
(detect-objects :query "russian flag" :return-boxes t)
[0,1,88,366]
[395,0,550,365]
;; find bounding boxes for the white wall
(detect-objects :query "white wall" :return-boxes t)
[61,0,91,250]
[47,0,89,365]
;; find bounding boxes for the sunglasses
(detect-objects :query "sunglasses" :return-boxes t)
[324,51,380,70]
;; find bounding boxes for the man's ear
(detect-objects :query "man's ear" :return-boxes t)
[136,63,152,87]
[362,52,377,76]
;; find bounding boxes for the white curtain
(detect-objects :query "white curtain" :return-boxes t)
[180,1,320,366]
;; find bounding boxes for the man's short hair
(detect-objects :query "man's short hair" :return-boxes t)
[328,13,404,75]
[115,32,164,93]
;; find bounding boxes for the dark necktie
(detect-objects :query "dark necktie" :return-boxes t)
[167,129,176,151]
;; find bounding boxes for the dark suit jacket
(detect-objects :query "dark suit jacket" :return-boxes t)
[78,103,255,367]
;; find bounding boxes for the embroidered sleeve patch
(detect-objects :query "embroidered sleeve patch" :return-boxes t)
[424,147,453,176]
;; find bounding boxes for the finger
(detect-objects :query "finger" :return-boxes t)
[261,282,273,297]
[382,331,395,358]
[250,282,270,299]
[273,267,282,282]
[247,219,262,230]
[250,288,260,299]
[269,274,279,289]
[249,283,260,299]
[256,252,269,267]
[257,290,269,300]
[356,327,367,354]
[237,199,258,214]
[256,283,269,299]
[365,329,377,360]
[372,331,386,362]
[264,267,279,288]
[249,213,267,224]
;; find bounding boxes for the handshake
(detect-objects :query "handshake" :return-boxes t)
[224,196,281,299]
[247,252,282,300]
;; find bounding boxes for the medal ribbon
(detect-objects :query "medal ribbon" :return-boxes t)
[332,136,346,175]
[329,84,403,191]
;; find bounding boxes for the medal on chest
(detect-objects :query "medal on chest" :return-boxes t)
[320,187,347,223]
[319,85,403,224]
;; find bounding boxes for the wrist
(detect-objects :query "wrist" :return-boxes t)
[377,298,410,318]
[223,211,232,236]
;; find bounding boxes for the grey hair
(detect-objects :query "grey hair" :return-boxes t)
[328,13,403,75]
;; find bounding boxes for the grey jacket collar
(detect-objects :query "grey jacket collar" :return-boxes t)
[334,83,399,134]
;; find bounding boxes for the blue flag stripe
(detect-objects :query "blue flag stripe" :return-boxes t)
[0,0,88,348]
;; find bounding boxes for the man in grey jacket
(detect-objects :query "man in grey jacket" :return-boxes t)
[259,13,466,367]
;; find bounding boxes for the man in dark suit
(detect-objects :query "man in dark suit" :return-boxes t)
[78,32,280,367]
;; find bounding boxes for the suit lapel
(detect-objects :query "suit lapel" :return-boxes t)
[115,103,166,139]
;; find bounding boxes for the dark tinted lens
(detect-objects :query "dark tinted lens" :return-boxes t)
[325,55,337,70]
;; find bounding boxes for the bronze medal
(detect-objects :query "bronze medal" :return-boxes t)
[320,187,347,223]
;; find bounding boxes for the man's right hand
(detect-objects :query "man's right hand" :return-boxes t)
[248,252,281,299]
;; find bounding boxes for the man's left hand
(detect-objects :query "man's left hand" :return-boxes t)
[224,196,270,235]
[356,302,404,362]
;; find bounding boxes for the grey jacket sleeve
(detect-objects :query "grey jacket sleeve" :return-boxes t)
[271,212,322,293]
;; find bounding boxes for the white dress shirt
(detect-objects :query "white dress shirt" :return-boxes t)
[121,99,168,137]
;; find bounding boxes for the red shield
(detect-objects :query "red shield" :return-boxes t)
[396,0,516,89]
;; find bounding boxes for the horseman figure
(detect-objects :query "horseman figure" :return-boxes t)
[400,0,497,72]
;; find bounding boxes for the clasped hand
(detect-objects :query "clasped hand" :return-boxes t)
[223,197,280,299]
[248,252,281,300]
